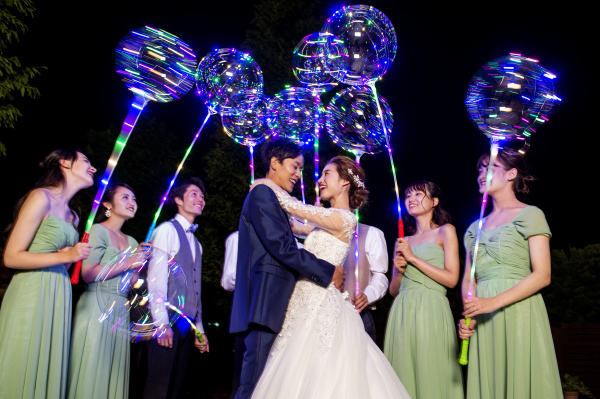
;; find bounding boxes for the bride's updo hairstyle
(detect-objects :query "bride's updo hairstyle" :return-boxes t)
[327,156,369,210]
[476,147,535,200]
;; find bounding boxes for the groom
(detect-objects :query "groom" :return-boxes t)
[230,139,345,399]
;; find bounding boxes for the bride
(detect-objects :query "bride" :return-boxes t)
[250,156,410,398]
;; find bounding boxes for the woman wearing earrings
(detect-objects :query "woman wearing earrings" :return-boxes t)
[0,149,95,399]
[458,148,561,398]
[384,181,463,399]
[68,183,148,399]
[249,156,409,399]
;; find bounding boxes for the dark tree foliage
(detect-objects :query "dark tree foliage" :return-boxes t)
[241,0,325,95]
[542,244,600,323]
[0,0,44,156]
[79,116,189,242]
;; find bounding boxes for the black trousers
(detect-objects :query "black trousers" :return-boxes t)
[233,325,277,399]
[360,308,377,342]
[144,322,195,399]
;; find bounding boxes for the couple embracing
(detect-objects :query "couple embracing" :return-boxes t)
[230,139,409,399]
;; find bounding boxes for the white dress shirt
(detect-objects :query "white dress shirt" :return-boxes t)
[221,232,238,292]
[362,225,390,305]
[149,213,204,333]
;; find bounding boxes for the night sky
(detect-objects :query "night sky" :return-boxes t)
[0,1,595,251]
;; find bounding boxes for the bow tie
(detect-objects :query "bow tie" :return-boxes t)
[186,224,198,233]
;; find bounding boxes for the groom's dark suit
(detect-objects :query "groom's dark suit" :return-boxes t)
[230,185,335,399]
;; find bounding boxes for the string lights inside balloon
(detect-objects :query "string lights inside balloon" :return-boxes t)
[221,94,271,184]
[326,85,392,297]
[292,32,346,198]
[322,4,402,237]
[72,26,197,283]
[95,246,187,341]
[459,53,561,365]
[145,48,264,241]
[267,87,321,202]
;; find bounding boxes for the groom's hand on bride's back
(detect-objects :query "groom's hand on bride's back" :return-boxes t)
[331,266,345,291]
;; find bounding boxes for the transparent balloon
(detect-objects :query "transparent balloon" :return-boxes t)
[115,26,197,103]
[292,32,346,92]
[221,94,271,147]
[196,48,263,115]
[322,5,397,85]
[465,53,561,141]
[267,87,320,146]
[95,245,187,341]
[326,86,393,154]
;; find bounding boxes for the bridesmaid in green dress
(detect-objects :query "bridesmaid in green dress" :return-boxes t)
[0,149,95,399]
[384,181,464,399]
[68,183,148,399]
[458,148,561,398]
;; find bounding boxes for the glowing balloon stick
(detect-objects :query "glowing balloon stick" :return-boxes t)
[249,145,255,184]
[354,152,362,299]
[145,110,215,242]
[313,102,321,198]
[300,172,307,204]
[459,139,499,365]
[163,301,205,343]
[369,83,403,237]
[71,96,148,284]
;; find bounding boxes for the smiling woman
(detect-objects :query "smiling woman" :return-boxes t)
[0,148,95,398]
[67,183,149,399]
[384,180,463,399]
[458,148,561,398]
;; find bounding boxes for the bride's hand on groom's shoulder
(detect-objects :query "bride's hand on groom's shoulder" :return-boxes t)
[250,178,278,192]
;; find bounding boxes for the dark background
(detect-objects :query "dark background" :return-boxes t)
[0,1,596,397]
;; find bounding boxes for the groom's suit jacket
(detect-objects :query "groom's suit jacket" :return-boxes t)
[230,185,335,334]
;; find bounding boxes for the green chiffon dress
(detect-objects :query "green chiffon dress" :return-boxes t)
[67,224,137,399]
[0,216,78,399]
[464,206,561,399]
[384,242,464,399]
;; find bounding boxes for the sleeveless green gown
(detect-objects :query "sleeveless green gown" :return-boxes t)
[464,206,561,398]
[0,216,78,399]
[67,224,137,399]
[384,242,464,399]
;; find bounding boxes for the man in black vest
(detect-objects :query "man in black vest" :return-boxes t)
[144,177,209,399]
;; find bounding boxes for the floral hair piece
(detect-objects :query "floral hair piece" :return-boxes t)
[347,168,365,189]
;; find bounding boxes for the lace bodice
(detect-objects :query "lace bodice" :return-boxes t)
[265,187,358,354]
[303,229,350,267]
[274,190,356,243]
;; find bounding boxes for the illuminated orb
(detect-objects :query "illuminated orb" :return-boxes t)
[115,26,197,103]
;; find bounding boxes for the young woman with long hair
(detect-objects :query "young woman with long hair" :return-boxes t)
[0,148,95,398]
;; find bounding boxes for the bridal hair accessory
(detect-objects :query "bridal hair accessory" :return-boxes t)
[347,168,365,189]
[105,208,112,218]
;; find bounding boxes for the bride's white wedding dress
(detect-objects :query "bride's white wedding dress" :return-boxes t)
[251,188,410,398]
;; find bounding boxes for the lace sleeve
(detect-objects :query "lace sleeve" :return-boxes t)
[274,190,356,243]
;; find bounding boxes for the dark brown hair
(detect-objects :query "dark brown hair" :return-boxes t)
[403,180,451,236]
[476,148,535,199]
[326,156,369,210]
[260,138,302,172]
[96,183,135,223]
[9,149,83,230]
[170,177,206,204]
